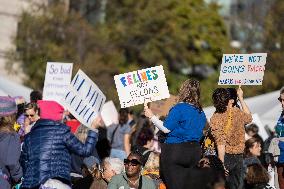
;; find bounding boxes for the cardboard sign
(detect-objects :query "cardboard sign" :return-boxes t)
[150,95,178,117]
[218,53,267,85]
[60,70,106,128]
[101,101,119,127]
[114,65,170,108]
[43,62,73,103]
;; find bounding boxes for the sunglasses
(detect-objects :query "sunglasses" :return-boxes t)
[124,159,141,166]
[278,97,284,102]
[25,114,35,118]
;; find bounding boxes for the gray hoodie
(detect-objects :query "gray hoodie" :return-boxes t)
[0,132,22,189]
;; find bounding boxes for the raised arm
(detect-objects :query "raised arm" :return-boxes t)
[64,117,100,156]
[144,103,170,133]
[237,87,251,115]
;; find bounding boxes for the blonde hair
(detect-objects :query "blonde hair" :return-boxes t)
[178,79,202,110]
[0,114,16,133]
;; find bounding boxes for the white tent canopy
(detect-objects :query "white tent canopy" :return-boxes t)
[204,90,282,140]
[0,76,32,101]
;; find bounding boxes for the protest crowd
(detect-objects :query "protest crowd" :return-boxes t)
[0,65,283,189]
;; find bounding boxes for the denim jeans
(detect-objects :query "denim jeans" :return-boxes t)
[224,153,244,189]
[110,149,127,161]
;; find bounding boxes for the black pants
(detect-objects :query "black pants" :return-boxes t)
[224,153,244,189]
[160,142,201,189]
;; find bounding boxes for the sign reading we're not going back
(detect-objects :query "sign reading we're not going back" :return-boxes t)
[218,53,267,85]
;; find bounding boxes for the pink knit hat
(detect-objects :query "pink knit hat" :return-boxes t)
[0,96,17,117]
[37,100,64,121]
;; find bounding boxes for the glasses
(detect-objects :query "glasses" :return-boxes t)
[124,159,141,166]
[278,97,284,102]
[25,114,35,118]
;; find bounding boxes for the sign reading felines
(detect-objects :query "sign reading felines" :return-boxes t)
[114,65,170,108]
[218,53,267,85]
[61,69,106,128]
[43,62,73,103]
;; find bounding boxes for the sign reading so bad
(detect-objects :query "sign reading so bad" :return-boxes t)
[218,53,267,85]
[114,65,170,108]
[43,62,73,103]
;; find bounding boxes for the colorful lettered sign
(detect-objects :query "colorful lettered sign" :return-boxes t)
[114,65,170,108]
[218,53,267,85]
[60,70,106,128]
[43,62,73,103]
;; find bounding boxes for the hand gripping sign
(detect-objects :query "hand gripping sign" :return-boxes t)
[114,65,170,108]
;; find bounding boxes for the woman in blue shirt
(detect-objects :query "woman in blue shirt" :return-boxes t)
[144,79,207,189]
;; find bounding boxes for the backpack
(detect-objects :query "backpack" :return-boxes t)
[201,128,217,157]
[201,109,233,157]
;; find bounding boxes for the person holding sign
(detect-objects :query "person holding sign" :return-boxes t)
[20,116,101,189]
[144,79,207,189]
[210,87,252,189]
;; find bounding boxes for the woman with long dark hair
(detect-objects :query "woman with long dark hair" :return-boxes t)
[144,79,207,189]
[244,138,271,189]
[210,87,252,189]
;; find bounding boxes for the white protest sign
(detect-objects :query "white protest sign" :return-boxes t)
[251,113,269,140]
[43,62,73,103]
[114,65,170,108]
[218,53,267,85]
[101,101,119,127]
[61,69,106,128]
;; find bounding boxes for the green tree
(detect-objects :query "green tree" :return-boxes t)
[263,0,284,92]
[104,0,230,94]
[7,0,230,108]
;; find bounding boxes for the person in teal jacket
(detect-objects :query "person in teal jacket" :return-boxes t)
[108,151,156,189]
